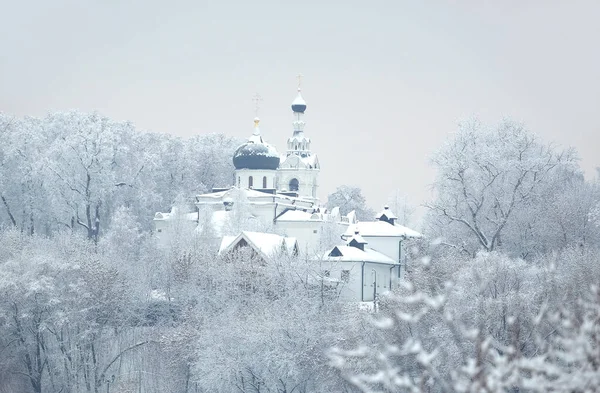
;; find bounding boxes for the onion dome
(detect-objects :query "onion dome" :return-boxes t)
[291,89,307,113]
[233,118,280,170]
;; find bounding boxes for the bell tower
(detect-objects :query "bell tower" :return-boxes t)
[277,75,320,201]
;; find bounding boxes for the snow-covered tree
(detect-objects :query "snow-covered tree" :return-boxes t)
[330,244,600,393]
[426,118,578,256]
[326,185,375,222]
[387,189,416,227]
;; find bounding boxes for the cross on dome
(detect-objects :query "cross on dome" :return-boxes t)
[296,73,304,91]
[252,93,263,117]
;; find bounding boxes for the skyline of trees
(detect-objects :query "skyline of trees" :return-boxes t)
[0,110,598,392]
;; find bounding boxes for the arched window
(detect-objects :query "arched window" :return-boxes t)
[289,178,299,192]
[263,176,267,188]
[248,176,253,188]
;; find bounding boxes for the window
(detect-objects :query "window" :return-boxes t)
[289,178,299,192]
[263,176,267,188]
[313,229,318,234]
[248,176,253,188]
[341,270,350,283]
[157,229,162,233]
[237,176,240,187]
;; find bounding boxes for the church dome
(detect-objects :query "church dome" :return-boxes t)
[233,118,280,170]
[233,142,280,170]
[291,90,307,113]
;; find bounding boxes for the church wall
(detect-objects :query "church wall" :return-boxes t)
[235,169,278,190]
[277,169,318,200]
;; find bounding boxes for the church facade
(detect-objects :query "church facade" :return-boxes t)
[155,84,353,253]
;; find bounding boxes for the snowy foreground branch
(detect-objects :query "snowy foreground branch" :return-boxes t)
[329,260,600,393]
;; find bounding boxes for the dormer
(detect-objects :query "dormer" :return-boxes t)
[375,205,398,226]
[347,230,367,251]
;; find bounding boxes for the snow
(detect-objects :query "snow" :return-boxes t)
[219,231,298,259]
[207,210,229,236]
[291,92,307,106]
[347,232,367,245]
[343,221,422,239]
[288,134,310,143]
[153,210,198,221]
[346,210,357,224]
[235,141,280,158]
[275,210,319,222]
[300,155,318,168]
[323,245,396,264]
[195,187,315,205]
[375,205,398,220]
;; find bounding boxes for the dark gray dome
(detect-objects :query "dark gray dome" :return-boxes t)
[233,142,280,170]
[292,103,306,113]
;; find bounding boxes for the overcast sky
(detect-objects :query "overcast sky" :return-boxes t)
[2,0,599,223]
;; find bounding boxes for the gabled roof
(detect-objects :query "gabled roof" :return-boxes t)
[343,221,422,239]
[279,154,319,170]
[218,231,298,260]
[322,246,396,265]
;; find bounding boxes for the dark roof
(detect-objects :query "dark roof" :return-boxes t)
[233,143,280,170]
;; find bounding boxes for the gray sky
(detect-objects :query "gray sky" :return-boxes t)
[2,0,599,221]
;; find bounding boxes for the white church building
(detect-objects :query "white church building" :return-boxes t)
[154,82,422,302]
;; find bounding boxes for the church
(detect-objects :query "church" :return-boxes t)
[154,80,422,302]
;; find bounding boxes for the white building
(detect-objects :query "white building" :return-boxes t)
[154,81,422,303]
[317,206,423,302]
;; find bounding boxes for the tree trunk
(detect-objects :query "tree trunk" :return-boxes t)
[1,194,17,227]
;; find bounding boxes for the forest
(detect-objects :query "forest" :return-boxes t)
[0,111,599,392]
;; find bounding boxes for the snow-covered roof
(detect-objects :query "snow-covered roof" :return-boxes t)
[235,140,280,158]
[347,231,367,245]
[300,154,318,168]
[288,134,311,143]
[279,153,319,170]
[291,91,307,107]
[343,221,422,239]
[196,187,315,206]
[276,210,319,222]
[375,205,398,220]
[321,246,396,265]
[153,210,198,221]
[219,231,298,260]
